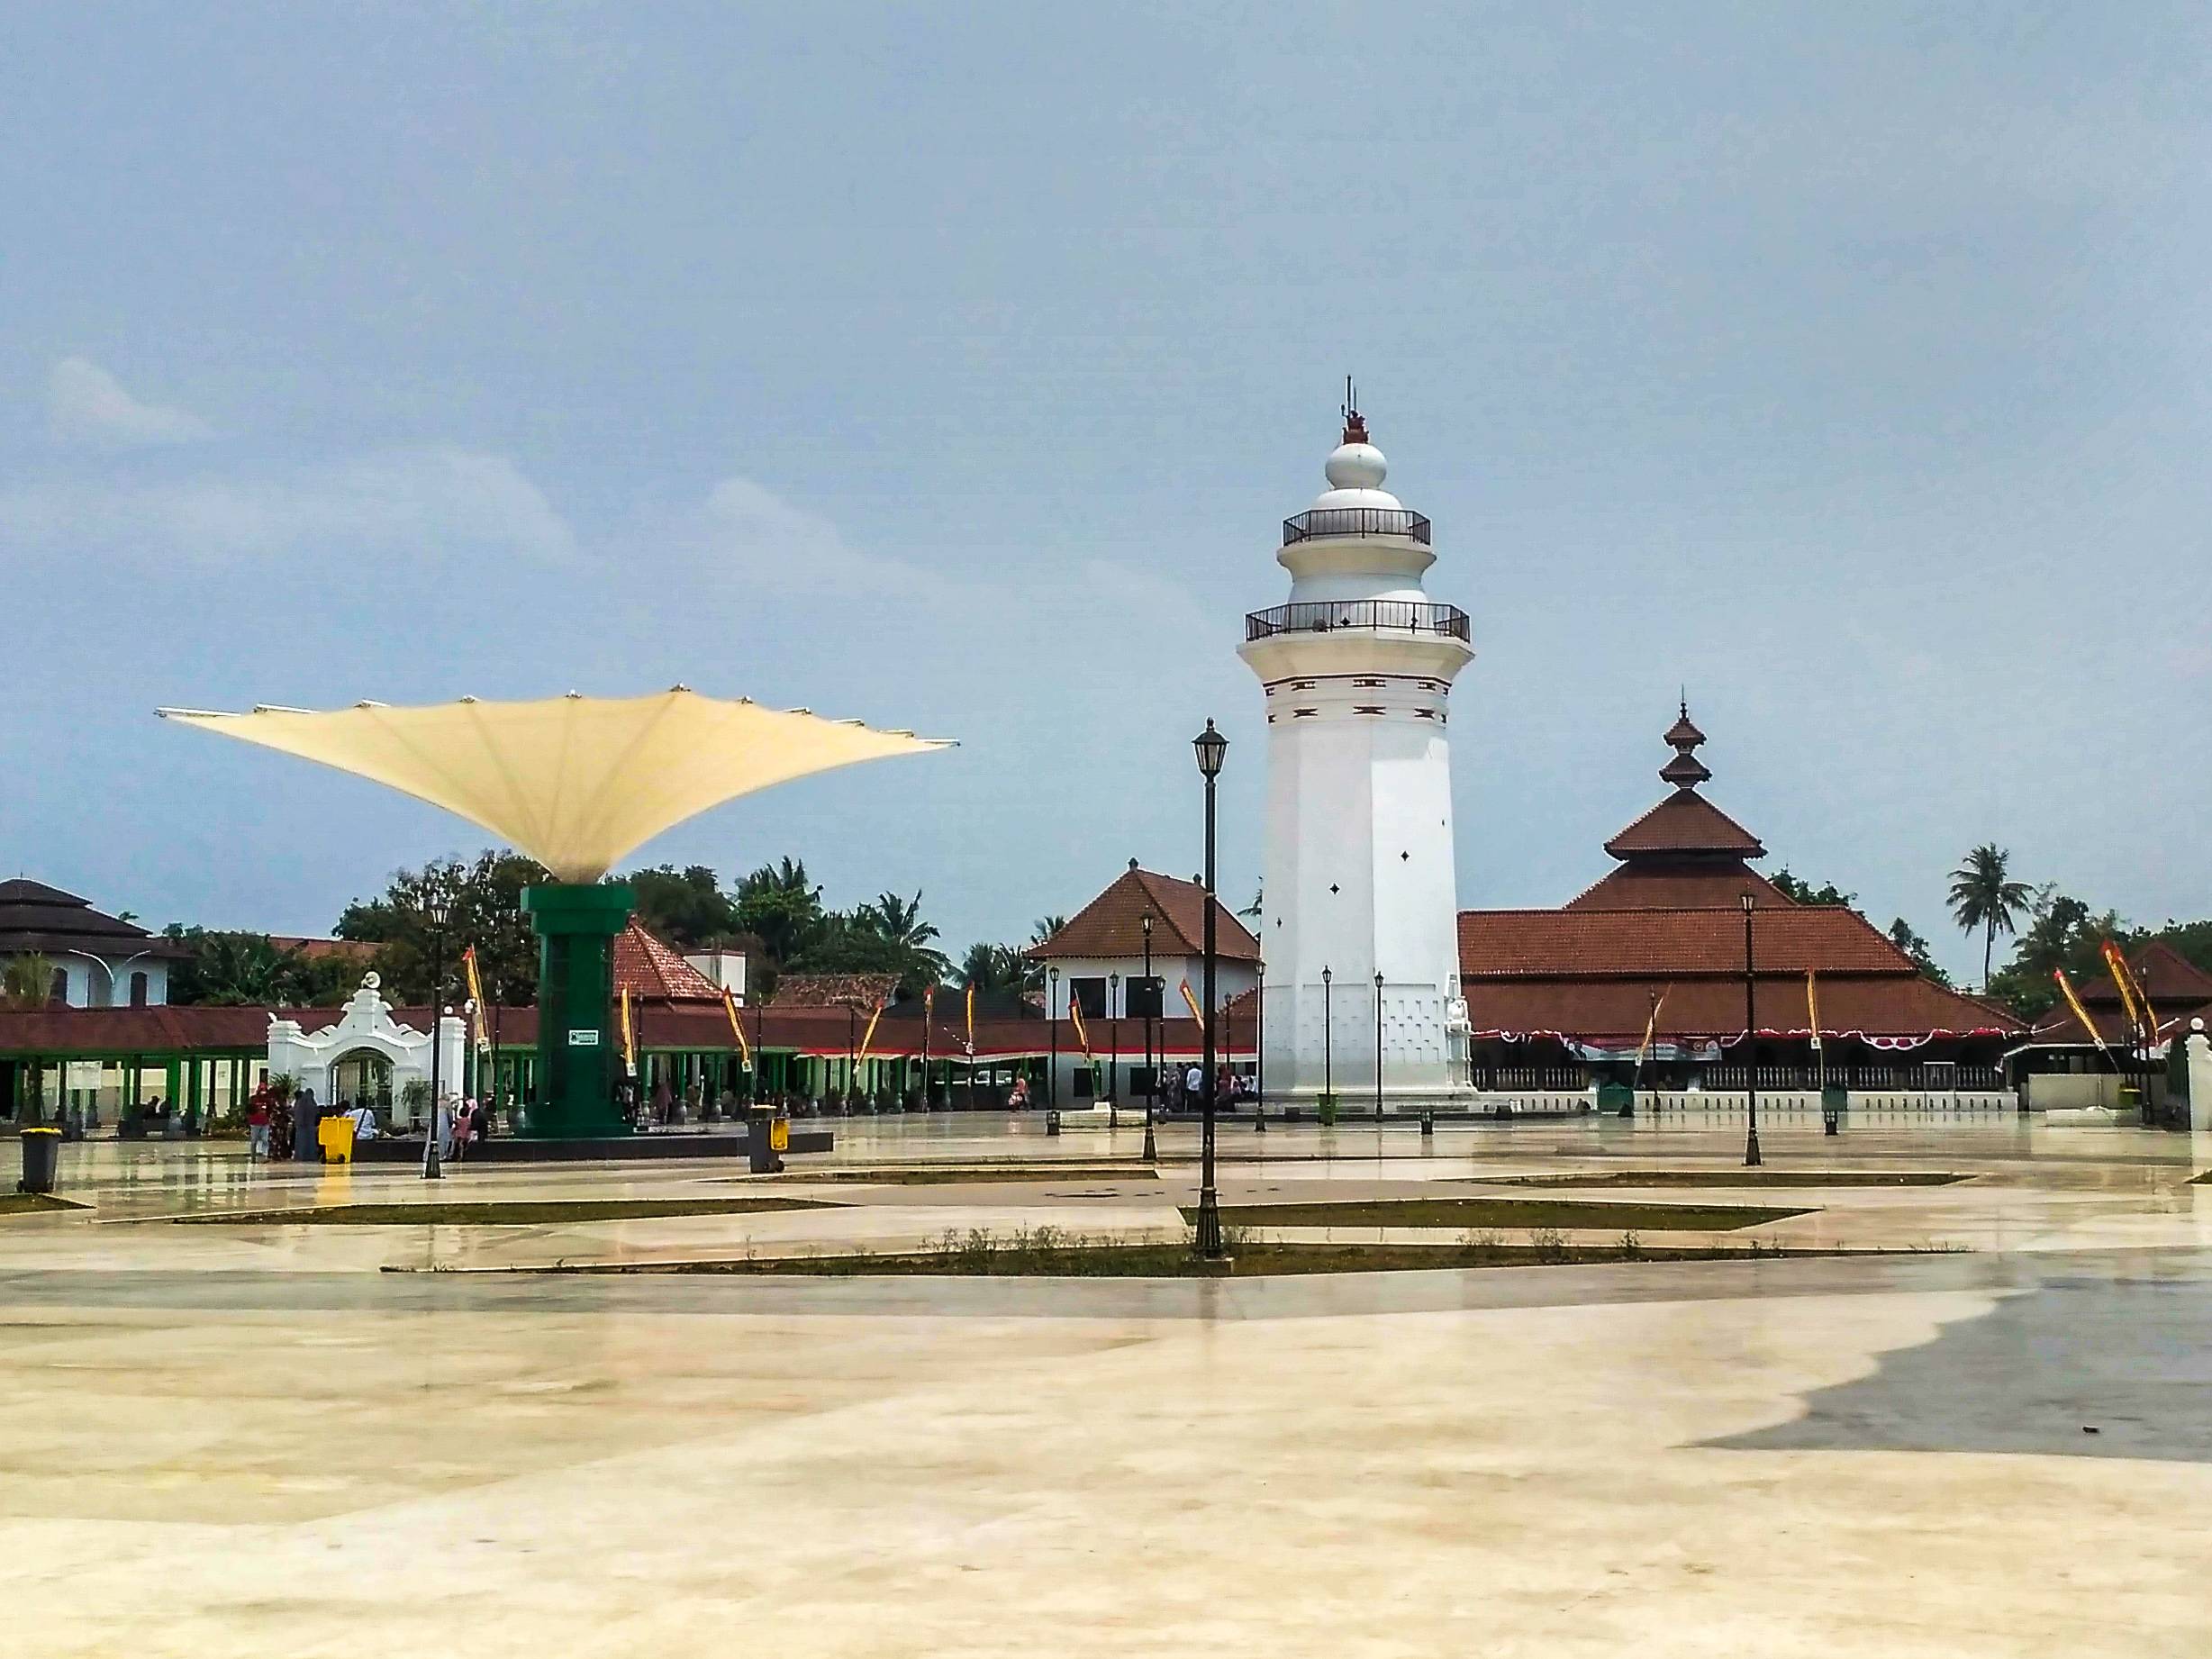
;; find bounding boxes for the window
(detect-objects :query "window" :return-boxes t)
[1124,976,1165,1018]
[1069,976,1108,1019]
[48,968,68,1005]
[130,972,149,1007]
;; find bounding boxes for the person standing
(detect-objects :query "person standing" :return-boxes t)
[246,1086,272,1159]
[292,1086,320,1163]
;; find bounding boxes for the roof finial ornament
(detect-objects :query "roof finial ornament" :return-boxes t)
[1341,374,1367,445]
[1660,697,1711,791]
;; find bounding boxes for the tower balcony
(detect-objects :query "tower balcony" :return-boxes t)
[1282,507,1432,547]
[1244,600,1471,644]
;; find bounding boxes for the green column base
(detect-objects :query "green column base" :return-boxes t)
[521,883,635,1139]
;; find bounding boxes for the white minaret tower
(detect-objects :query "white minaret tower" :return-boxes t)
[1238,395,1475,1110]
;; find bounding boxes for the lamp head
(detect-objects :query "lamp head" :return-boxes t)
[1192,718,1228,778]
[424,889,452,929]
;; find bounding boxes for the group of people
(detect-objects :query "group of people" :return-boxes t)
[241,1080,493,1162]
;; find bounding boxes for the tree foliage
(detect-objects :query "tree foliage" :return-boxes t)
[1947,843,2034,990]
[1884,918,1951,986]
[1770,869,1860,910]
[626,865,740,950]
[165,929,353,1007]
[335,850,548,1003]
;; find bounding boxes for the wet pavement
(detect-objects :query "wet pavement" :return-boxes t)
[3,1116,2208,1655]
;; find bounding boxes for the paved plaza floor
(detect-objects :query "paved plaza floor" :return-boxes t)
[5,1112,2209,1655]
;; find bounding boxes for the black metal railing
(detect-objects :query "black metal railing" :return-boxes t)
[1283,507,1432,546]
[1245,600,1471,643]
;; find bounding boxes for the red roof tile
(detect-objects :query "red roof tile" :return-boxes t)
[1564,866,1792,911]
[1030,866,1260,963]
[612,922,726,1003]
[1602,791,1766,859]
[1465,975,2022,1044]
[1459,905,1914,978]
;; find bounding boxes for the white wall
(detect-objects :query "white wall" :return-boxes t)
[4,951,168,1007]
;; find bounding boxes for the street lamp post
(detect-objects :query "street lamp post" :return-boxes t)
[846,1002,857,1112]
[1047,966,1059,1111]
[1374,969,1386,1122]
[1322,965,1334,1103]
[1108,972,1120,1130]
[1742,893,1762,1168]
[1141,914,1157,1163]
[423,889,451,1181]
[1192,718,1228,1258]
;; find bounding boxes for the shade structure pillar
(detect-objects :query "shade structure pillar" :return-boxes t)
[522,883,634,1138]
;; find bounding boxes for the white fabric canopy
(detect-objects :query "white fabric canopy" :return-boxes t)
[159,689,952,882]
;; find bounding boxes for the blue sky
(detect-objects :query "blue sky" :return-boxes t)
[3,2,2207,981]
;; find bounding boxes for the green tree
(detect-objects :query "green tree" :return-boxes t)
[1029,915,1067,948]
[1771,869,1860,910]
[624,864,739,949]
[165,929,350,1006]
[336,849,548,1003]
[731,857,825,970]
[0,953,59,1009]
[957,940,1035,995]
[1946,844,2034,990]
[1983,887,2134,1019]
[858,890,949,985]
[1885,919,1951,986]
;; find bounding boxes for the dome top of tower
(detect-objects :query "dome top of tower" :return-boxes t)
[1310,397,1403,512]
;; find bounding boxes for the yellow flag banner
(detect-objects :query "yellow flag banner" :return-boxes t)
[1636,988,1668,1067]
[620,986,638,1075]
[965,983,976,1055]
[857,1000,886,1070]
[2053,968,2108,1057]
[461,947,491,1051]
[2101,940,2157,1043]
[1067,992,1092,1058]
[1805,969,1822,1051]
[721,988,752,1065]
[1179,978,1206,1033]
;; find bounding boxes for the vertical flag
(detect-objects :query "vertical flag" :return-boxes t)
[857,998,886,1071]
[461,946,491,1052]
[1805,968,1822,1052]
[2053,968,2108,1057]
[619,985,638,1076]
[1636,987,1669,1068]
[1068,990,1092,1057]
[965,982,976,1056]
[1178,978,1206,1032]
[721,987,752,1065]
[2101,940,2156,1046]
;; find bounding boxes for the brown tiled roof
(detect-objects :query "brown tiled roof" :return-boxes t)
[1564,866,1792,911]
[0,877,186,958]
[1029,866,1261,964]
[1459,905,1915,978]
[268,936,379,965]
[1601,792,1765,859]
[612,922,726,1003]
[769,972,900,1008]
[1465,974,2022,1045]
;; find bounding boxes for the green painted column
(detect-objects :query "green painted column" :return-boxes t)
[521,882,634,1138]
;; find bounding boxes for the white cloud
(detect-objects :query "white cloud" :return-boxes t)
[0,447,575,566]
[689,476,937,602]
[47,357,214,447]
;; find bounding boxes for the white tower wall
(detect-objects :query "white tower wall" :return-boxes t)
[1238,419,1474,1109]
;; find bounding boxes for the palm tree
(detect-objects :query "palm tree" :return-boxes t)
[1029,915,1066,948]
[1947,844,2033,990]
[860,890,950,987]
[0,953,59,1009]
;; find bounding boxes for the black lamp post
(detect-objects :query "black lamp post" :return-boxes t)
[1373,969,1385,1122]
[1192,718,1228,1257]
[1322,965,1335,1102]
[1108,971,1120,1129]
[1742,893,1762,1168]
[1141,914,1157,1162]
[423,887,451,1180]
[1047,966,1059,1111]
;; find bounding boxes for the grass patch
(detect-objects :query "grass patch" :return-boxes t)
[516,1225,1911,1279]
[0,1192,86,1216]
[1187,1196,1811,1231]
[174,1196,837,1227]
[1464,1169,1962,1190]
[765,1164,1158,1186]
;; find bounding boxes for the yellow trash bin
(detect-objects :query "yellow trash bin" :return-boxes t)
[316,1114,358,1165]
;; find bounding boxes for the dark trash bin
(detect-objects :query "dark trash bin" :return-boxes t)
[18,1126,61,1195]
